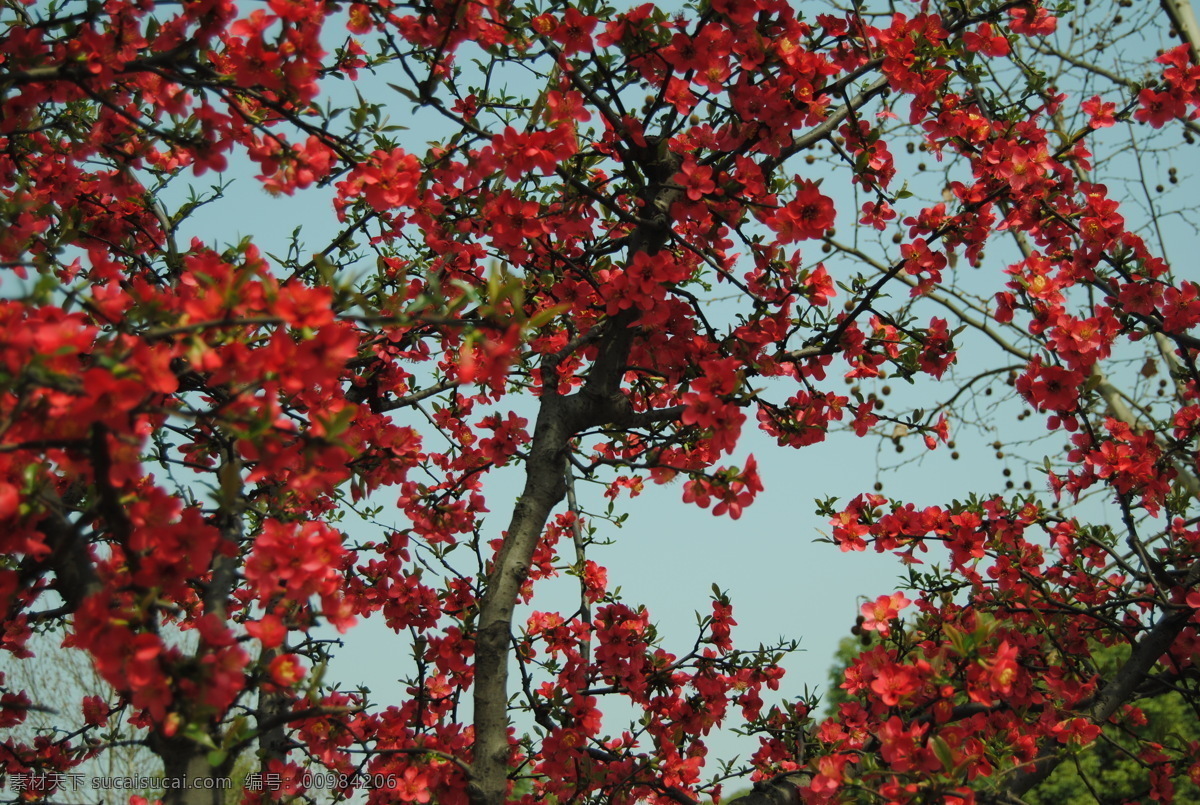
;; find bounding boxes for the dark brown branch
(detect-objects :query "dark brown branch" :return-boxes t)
[1004,565,1200,798]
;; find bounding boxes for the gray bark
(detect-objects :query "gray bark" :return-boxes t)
[1162,0,1200,61]
[1003,599,1197,799]
[157,740,232,805]
[468,146,683,804]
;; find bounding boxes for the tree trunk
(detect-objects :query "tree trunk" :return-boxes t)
[1162,0,1200,61]
[467,145,682,805]
[158,741,228,805]
[469,396,574,805]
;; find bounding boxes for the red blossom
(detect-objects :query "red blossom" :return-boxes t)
[964,23,1010,57]
[551,7,597,56]
[1135,88,1188,128]
[1082,95,1117,128]
[4,2,1199,804]
[765,181,836,243]
[861,592,911,637]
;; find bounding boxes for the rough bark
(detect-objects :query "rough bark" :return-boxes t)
[468,147,684,803]
[157,739,232,805]
[152,449,247,803]
[1003,570,1200,799]
[469,393,576,805]
[469,307,654,805]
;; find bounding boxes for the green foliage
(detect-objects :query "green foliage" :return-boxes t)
[1026,646,1200,805]
[823,639,1200,803]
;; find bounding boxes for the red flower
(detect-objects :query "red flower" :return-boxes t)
[985,640,1020,698]
[964,23,1010,58]
[1081,95,1117,129]
[0,482,18,520]
[1016,361,1084,413]
[1009,6,1058,36]
[861,592,911,636]
[870,666,919,707]
[900,237,948,295]
[859,200,896,231]
[268,654,306,687]
[545,90,590,124]
[396,767,432,803]
[802,263,836,306]
[551,7,596,56]
[347,3,372,34]
[246,614,287,649]
[342,148,422,211]
[81,695,109,726]
[766,181,835,243]
[1134,88,1187,128]
[673,156,716,201]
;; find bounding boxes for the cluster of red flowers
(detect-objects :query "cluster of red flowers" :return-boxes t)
[3,0,1200,803]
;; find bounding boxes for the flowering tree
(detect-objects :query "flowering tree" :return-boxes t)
[3,0,1200,803]
[3,628,170,805]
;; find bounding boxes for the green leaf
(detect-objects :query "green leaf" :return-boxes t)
[931,734,956,772]
[527,303,570,329]
[184,722,218,750]
[387,82,422,104]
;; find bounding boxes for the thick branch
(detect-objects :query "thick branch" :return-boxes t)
[1004,567,1200,798]
[470,313,650,804]
[1162,0,1200,62]
[24,490,101,613]
[728,773,811,805]
[470,156,683,800]
[154,738,232,805]
[470,394,575,805]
